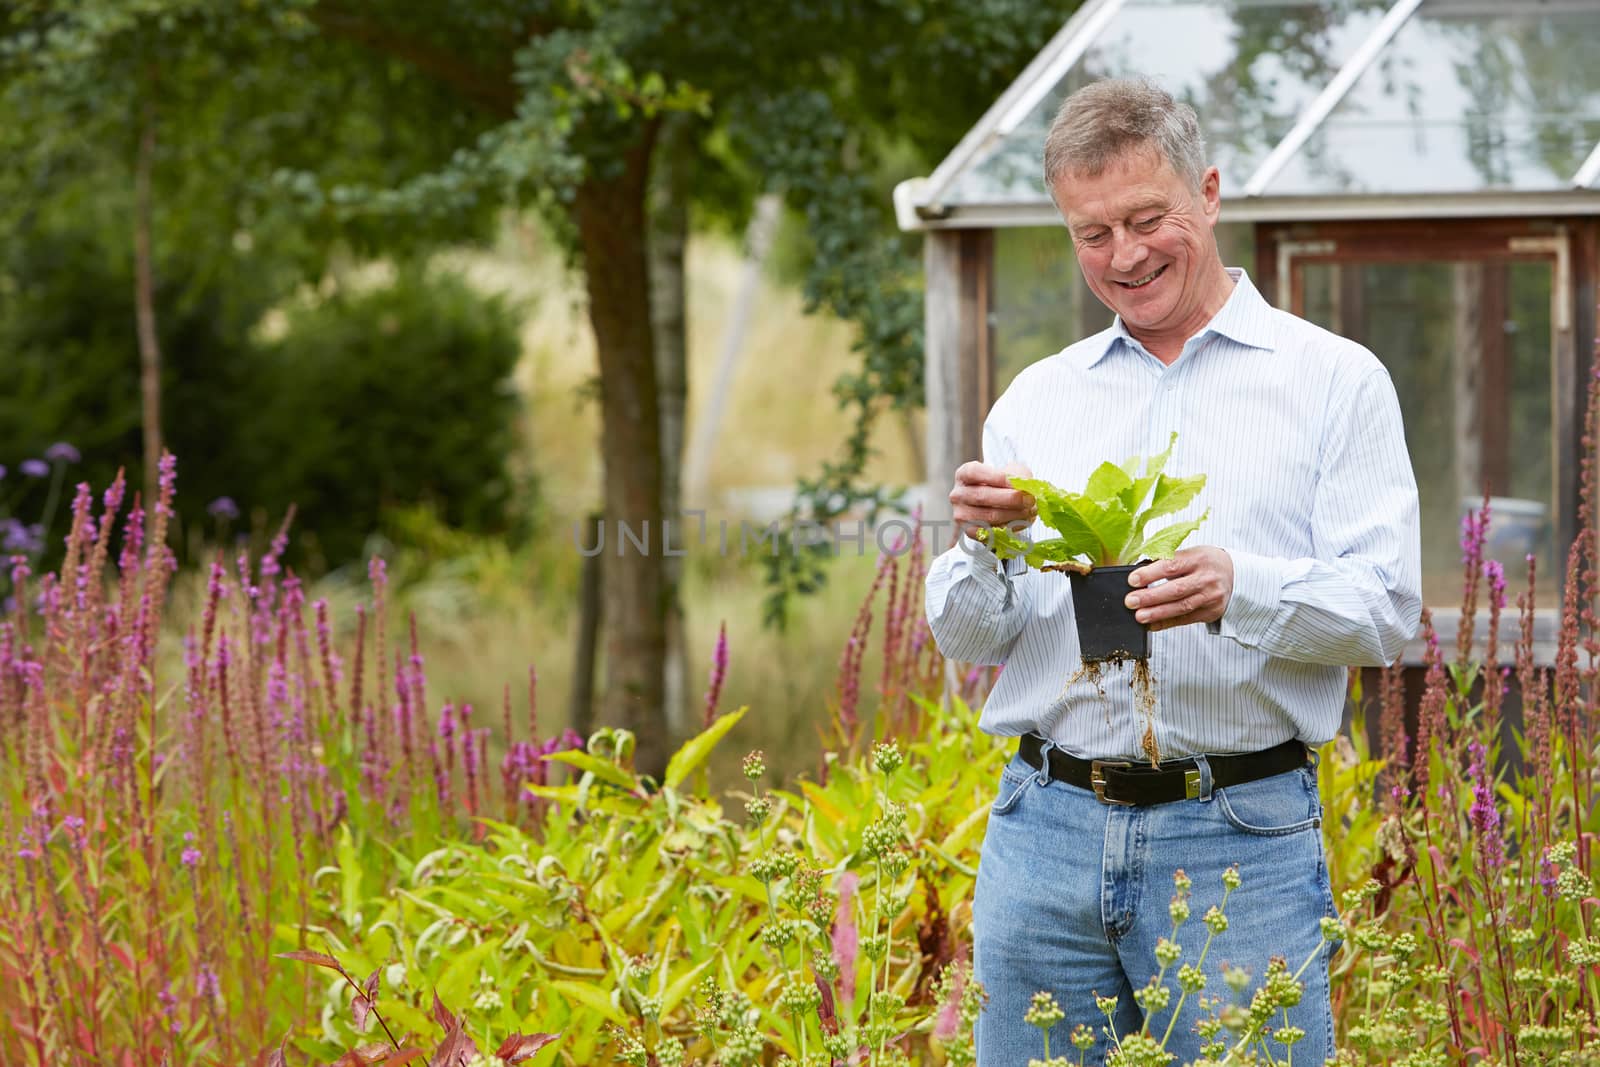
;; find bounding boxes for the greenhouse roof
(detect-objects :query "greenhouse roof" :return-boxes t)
[895,0,1600,229]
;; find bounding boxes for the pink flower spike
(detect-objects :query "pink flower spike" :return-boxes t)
[932,964,967,1041]
[832,872,860,1004]
[703,622,729,729]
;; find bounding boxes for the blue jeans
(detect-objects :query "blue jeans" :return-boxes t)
[973,744,1339,1066]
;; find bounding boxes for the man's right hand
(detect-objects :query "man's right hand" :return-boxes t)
[950,461,1037,541]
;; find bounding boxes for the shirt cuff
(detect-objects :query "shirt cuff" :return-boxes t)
[1212,549,1284,646]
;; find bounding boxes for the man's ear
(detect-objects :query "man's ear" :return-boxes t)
[1201,165,1222,224]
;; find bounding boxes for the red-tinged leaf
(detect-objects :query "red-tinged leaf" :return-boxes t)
[279,950,344,973]
[814,973,839,1037]
[494,1032,561,1063]
[331,1046,390,1067]
[1448,937,1481,964]
[363,967,381,1002]
[431,991,457,1033]
[429,1024,479,1067]
[378,1051,428,1067]
[263,1035,289,1067]
[353,994,372,1032]
[107,942,136,971]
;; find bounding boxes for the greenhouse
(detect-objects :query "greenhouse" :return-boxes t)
[900,0,1600,661]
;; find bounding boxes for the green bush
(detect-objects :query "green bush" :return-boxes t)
[0,225,269,547]
[0,223,527,570]
[244,266,528,567]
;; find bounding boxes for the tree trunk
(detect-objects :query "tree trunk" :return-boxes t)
[649,113,694,741]
[569,512,603,742]
[573,127,670,780]
[134,97,163,510]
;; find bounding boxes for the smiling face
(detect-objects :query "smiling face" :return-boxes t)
[1051,145,1232,359]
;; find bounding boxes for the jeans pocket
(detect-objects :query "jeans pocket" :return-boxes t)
[1214,769,1321,837]
[990,764,1035,817]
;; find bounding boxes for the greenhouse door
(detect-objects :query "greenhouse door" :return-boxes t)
[1269,223,1580,611]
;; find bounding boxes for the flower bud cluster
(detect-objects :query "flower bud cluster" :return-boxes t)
[1177,964,1207,994]
[749,849,799,884]
[872,742,904,775]
[1132,978,1171,1013]
[776,976,822,1015]
[1024,990,1064,1029]
[722,1025,764,1067]
[1105,1031,1174,1067]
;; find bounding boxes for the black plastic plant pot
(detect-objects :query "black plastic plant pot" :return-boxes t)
[1068,563,1149,663]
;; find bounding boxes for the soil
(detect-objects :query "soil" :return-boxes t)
[1132,658,1160,767]
[1059,655,1163,767]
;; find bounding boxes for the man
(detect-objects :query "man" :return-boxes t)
[925,78,1420,1064]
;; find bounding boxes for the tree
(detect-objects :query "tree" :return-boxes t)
[4,0,1068,779]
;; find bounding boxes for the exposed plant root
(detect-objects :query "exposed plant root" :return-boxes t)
[1132,658,1160,767]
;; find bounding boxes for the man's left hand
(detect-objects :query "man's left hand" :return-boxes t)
[1125,547,1234,631]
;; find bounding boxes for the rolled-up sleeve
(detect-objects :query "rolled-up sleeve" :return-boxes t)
[1215,368,1422,666]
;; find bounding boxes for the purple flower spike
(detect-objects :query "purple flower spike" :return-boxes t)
[45,442,80,463]
[19,459,48,478]
[0,465,7,480]
[207,496,240,520]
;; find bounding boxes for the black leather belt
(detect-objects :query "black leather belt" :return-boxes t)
[1017,734,1310,806]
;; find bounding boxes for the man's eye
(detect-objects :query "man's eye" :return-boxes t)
[1134,216,1162,232]
[1080,232,1109,246]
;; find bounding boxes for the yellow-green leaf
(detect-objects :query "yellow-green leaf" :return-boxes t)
[545,750,638,792]
[664,707,748,789]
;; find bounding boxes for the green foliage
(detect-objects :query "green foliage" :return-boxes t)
[984,433,1209,569]
[285,701,1009,1065]
[246,265,528,566]
[0,222,527,570]
[0,221,275,559]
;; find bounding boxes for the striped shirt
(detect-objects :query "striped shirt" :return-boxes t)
[925,269,1422,760]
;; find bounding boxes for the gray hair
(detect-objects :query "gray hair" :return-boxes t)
[1042,78,1208,193]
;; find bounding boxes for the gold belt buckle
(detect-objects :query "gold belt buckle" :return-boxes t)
[1091,760,1135,805]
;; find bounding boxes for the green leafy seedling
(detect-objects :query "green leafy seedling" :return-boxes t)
[980,432,1208,571]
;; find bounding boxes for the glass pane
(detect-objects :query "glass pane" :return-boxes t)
[993,222,1255,394]
[1299,259,1558,607]
[1267,1,1600,195]
[944,0,1389,207]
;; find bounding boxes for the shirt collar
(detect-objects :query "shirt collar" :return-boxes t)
[1084,267,1275,368]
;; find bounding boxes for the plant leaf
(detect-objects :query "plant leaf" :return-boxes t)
[494,1032,561,1064]
[428,1024,479,1067]
[1020,538,1081,568]
[1142,472,1206,528]
[277,950,343,973]
[431,991,457,1033]
[1007,479,1103,561]
[542,750,636,792]
[363,968,381,1002]
[378,1052,427,1067]
[664,706,748,789]
[1135,509,1210,560]
[1143,431,1178,477]
[353,994,372,1032]
[1084,461,1132,500]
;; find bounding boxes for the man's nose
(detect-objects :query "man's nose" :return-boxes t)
[1109,229,1148,274]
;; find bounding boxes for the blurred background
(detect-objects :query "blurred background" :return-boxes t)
[0,0,1070,786]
